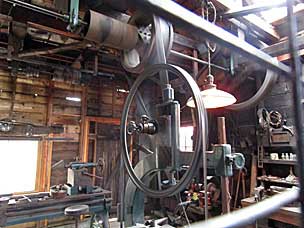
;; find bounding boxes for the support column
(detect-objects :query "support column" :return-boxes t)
[217,117,231,214]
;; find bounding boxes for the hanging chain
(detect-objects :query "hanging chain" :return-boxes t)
[203,0,217,77]
[202,1,216,75]
[205,1,217,52]
[208,44,211,76]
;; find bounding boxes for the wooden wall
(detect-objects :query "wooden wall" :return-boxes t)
[263,76,294,126]
[0,68,128,193]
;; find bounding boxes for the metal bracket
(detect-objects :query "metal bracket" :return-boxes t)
[207,144,245,176]
[68,0,79,31]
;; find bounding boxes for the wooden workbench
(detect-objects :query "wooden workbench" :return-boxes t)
[241,196,301,227]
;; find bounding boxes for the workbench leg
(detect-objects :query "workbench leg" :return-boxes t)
[100,211,109,228]
[75,217,79,228]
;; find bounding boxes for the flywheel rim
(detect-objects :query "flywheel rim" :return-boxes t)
[120,64,207,198]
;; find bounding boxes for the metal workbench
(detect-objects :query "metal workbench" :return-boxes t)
[0,191,112,227]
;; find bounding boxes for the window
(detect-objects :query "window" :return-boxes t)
[0,140,39,194]
[180,126,194,152]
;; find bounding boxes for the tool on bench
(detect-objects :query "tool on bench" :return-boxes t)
[63,159,104,195]
[51,158,105,196]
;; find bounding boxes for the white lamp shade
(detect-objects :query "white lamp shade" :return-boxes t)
[187,87,237,109]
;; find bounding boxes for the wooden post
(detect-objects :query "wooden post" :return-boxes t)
[9,71,16,120]
[250,155,257,196]
[217,117,231,214]
[81,119,90,162]
[44,81,54,191]
[218,117,227,144]
[35,142,44,192]
[79,86,88,160]
[45,136,53,191]
[46,82,54,126]
[36,81,54,192]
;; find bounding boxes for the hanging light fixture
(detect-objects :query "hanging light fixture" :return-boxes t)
[187,40,236,108]
[187,73,237,109]
[187,1,236,109]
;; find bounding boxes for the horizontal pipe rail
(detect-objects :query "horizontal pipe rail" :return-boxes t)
[129,0,291,75]
[3,0,67,20]
[3,0,87,25]
[170,50,229,72]
[186,187,299,228]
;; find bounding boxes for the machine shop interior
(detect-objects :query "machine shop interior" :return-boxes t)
[0,0,303,227]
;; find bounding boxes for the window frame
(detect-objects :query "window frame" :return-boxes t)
[0,139,43,195]
[179,125,194,153]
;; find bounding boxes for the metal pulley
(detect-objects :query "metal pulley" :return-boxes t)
[121,13,174,73]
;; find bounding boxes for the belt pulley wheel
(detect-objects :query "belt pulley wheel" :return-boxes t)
[122,13,173,74]
[120,64,207,198]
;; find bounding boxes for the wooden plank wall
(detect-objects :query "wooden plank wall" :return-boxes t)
[0,68,128,190]
[96,124,121,204]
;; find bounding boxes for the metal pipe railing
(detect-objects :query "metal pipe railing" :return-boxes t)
[185,188,299,228]
[287,0,304,227]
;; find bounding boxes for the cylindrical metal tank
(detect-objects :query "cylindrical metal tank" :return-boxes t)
[84,10,138,50]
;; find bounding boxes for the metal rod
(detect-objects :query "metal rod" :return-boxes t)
[0,136,74,141]
[82,171,104,180]
[3,0,86,25]
[129,0,290,75]
[0,56,116,78]
[192,49,199,79]
[18,42,88,58]
[286,0,304,227]
[0,136,42,140]
[185,187,299,228]
[221,1,286,19]
[3,0,68,20]
[170,50,229,72]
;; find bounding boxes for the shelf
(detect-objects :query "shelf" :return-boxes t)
[257,176,298,186]
[262,159,297,165]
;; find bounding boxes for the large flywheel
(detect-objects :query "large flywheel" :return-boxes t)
[120,64,208,198]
